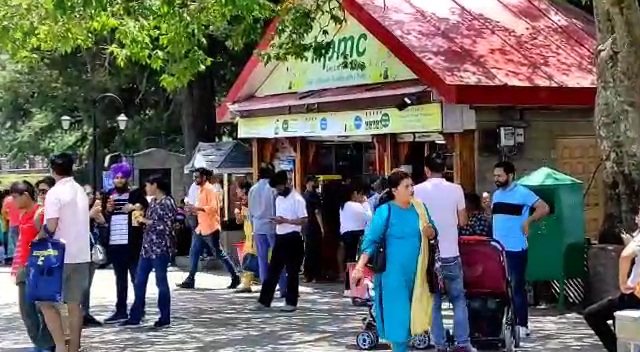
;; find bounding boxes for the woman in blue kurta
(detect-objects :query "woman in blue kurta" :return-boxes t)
[352,170,437,352]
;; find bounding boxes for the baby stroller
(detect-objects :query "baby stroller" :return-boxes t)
[457,236,521,351]
[347,263,431,350]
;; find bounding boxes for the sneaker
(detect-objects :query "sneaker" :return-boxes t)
[153,320,170,328]
[280,304,297,312]
[452,345,477,352]
[435,348,449,352]
[251,303,270,311]
[103,312,128,324]
[227,276,241,289]
[82,315,103,328]
[176,280,195,289]
[119,319,141,327]
[234,286,252,293]
[518,325,531,338]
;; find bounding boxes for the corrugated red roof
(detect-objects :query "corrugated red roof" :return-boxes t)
[354,0,595,87]
[217,0,596,122]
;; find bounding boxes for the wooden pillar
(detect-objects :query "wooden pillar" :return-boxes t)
[251,139,259,181]
[384,134,392,174]
[446,131,476,192]
[293,137,306,191]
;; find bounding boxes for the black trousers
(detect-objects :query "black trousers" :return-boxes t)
[342,230,364,291]
[303,228,322,281]
[584,292,640,352]
[258,232,305,307]
[108,244,138,314]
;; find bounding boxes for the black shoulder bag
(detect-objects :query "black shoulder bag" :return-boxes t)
[366,204,391,273]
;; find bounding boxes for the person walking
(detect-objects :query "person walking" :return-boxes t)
[177,167,240,289]
[3,190,22,264]
[39,152,91,352]
[491,161,549,338]
[10,180,55,352]
[351,170,437,352]
[339,181,371,296]
[103,162,149,324]
[414,152,475,352]
[248,163,287,294]
[256,170,307,312]
[82,184,105,327]
[302,175,324,283]
[122,174,176,327]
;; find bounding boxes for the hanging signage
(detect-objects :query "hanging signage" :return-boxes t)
[255,14,417,96]
[237,104,442,138]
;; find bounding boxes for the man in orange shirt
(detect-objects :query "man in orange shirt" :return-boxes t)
[177,167,240,289]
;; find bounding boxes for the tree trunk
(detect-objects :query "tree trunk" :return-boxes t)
[180,67,217,159]
[593,0,640,234]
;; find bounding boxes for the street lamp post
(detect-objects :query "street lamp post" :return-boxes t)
[60,93,129,192]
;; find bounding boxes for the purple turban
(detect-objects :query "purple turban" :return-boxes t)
[110,162,132,179]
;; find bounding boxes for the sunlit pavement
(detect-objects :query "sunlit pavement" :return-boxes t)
[0,266,605,351]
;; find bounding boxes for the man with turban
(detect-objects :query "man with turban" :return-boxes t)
[100,162,149,324]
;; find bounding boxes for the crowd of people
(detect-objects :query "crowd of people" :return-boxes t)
[2,150,639,352]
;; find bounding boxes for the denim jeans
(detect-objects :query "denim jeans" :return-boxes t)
[255,233,287,294]
[108,244,138,315]
[431,256,472,348]
[505,249,528,327]
[129,254,171,323]
[7,226,18,258]
[187,230,238,282]
[81,263,97,316]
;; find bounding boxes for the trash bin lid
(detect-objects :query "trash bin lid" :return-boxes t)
[517,166,582,186]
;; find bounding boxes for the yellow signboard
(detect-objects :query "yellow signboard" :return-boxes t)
[237,104,442,138]
[255,14,416,96]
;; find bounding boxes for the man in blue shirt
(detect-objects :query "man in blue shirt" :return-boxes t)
[491,161,549,338]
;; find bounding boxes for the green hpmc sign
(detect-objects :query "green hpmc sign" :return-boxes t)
[312,33,368,70]
[255,15,418,95]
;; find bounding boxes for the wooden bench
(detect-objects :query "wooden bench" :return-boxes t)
[615,310,640,352]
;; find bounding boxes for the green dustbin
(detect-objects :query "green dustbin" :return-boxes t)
[517,167,586,309]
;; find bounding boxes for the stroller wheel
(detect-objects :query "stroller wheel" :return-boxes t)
[356,330,377,350]
[411,332,431,350]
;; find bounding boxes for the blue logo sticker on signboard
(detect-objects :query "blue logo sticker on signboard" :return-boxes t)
[320,117,328,131]
[354,115,363,130]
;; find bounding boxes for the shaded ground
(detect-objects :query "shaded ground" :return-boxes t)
[0,267,605,351]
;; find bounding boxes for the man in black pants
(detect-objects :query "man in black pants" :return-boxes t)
[256,170,308,312]
[302,175,323,283]
[584,215,640,352]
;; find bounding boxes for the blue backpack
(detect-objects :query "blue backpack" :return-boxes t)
[25,208,66,303]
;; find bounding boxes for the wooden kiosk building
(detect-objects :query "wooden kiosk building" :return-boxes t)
[218,0,596,196]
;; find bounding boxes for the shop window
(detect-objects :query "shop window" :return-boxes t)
[309,142,376,176]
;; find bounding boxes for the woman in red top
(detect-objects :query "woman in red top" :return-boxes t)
[10,180,55,352]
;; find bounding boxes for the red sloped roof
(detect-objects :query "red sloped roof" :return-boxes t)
[217,0,596,122]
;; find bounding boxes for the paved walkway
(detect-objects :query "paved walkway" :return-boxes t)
[0,267,605,351]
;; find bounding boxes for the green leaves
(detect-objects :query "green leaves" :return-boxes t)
[0,0,347,91]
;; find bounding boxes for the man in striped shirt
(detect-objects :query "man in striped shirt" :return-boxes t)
[101,162,149,324]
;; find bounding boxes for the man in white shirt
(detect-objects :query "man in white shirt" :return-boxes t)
[413,152,474,352]
[256,170,307,312]
[40,152,91,352]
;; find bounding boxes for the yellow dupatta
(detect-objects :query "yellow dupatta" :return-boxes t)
[410,198,434,335]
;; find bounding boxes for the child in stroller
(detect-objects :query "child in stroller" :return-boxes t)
[347,263,431,350]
